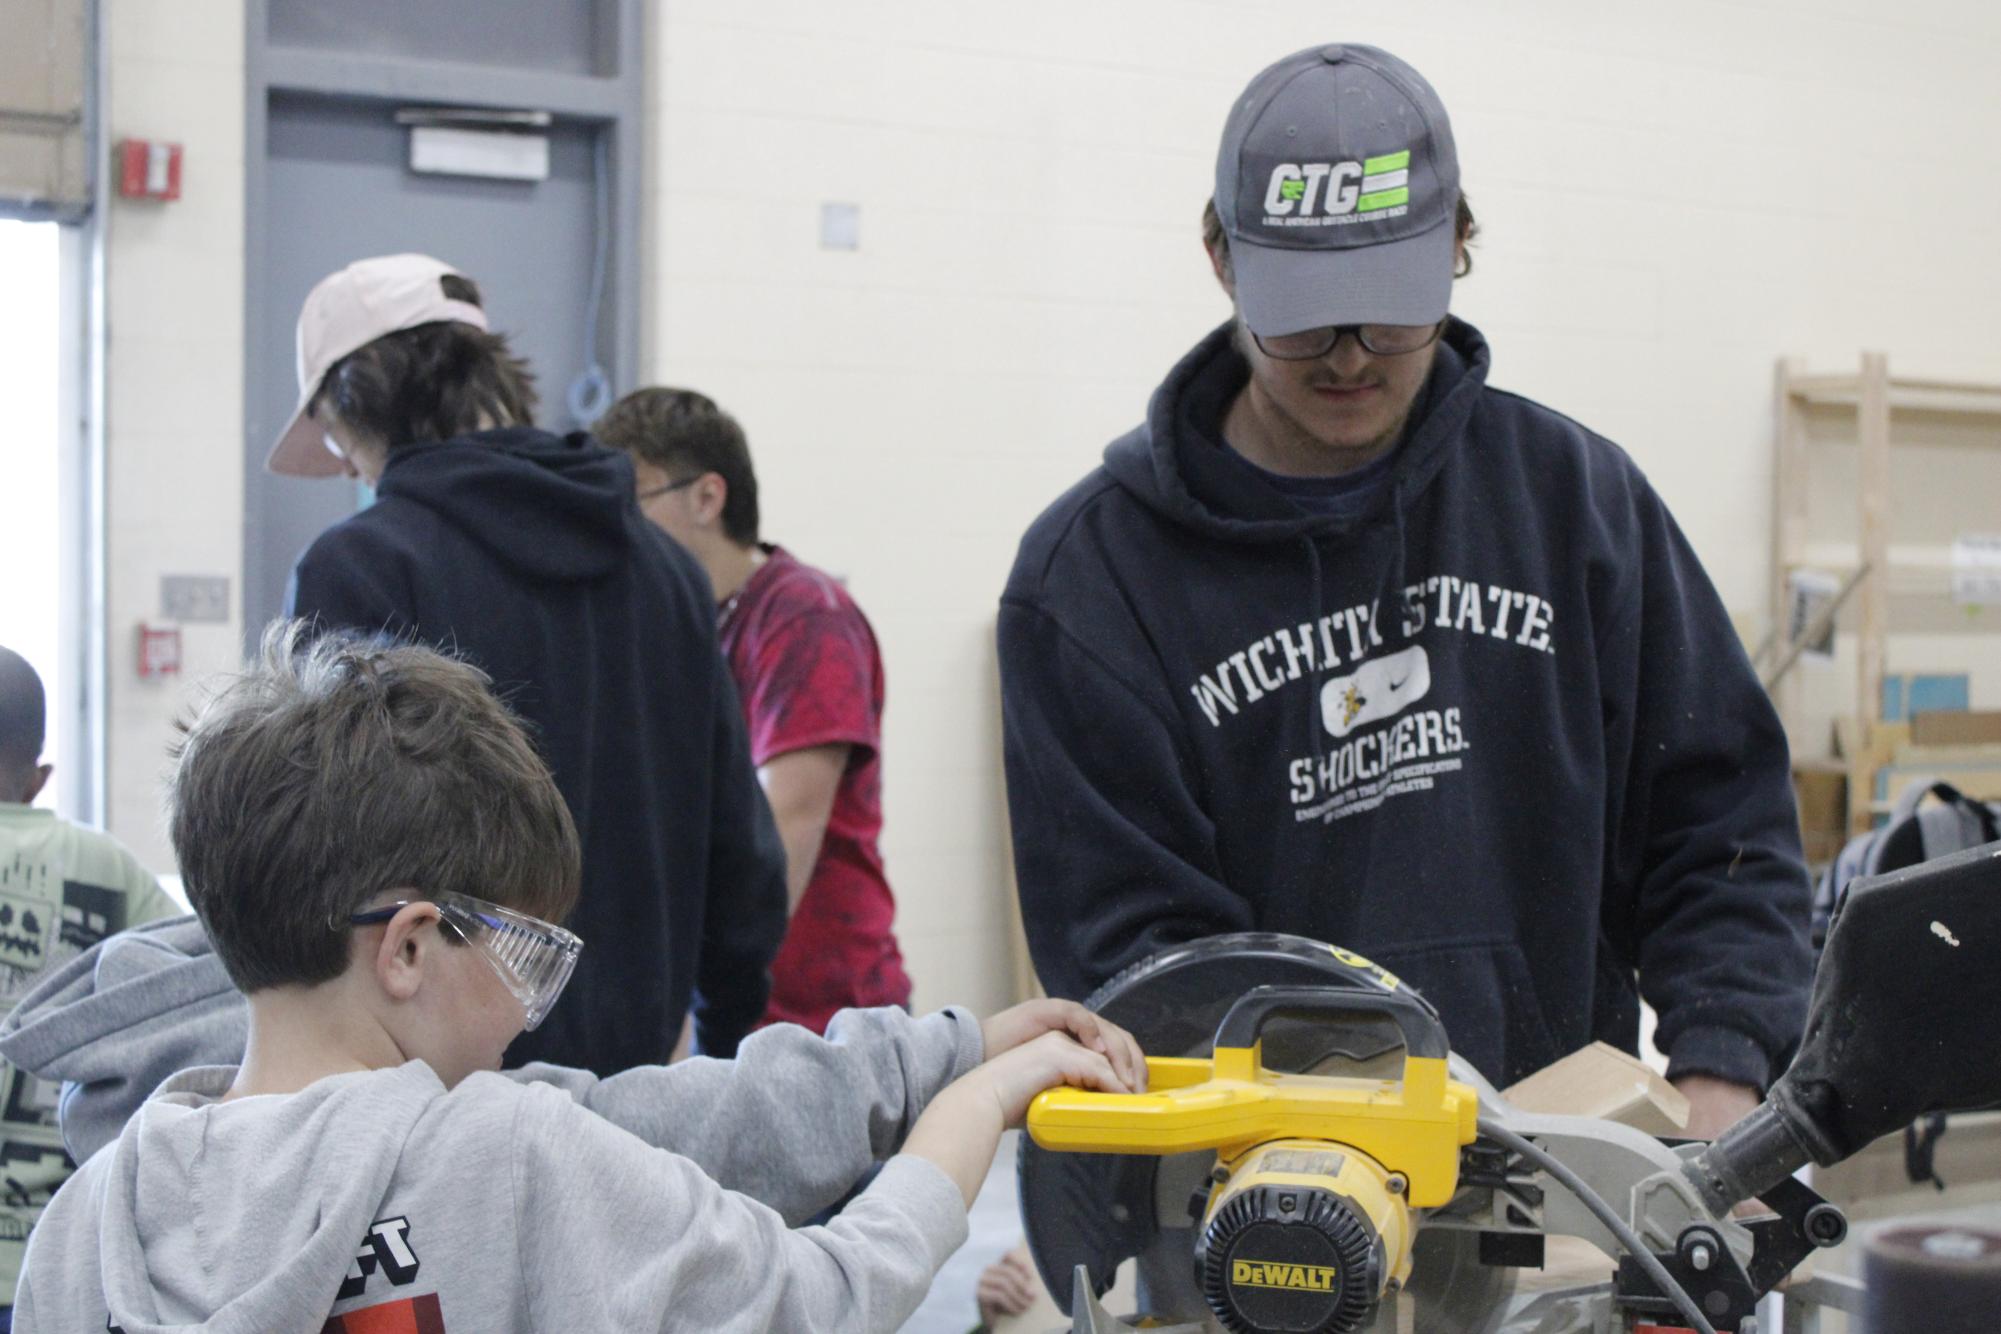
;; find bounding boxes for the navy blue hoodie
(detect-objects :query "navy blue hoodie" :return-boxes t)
[285,428,787,1073]
[1000,320,1812,1090]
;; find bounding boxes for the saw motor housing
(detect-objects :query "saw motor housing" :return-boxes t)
[1196,1137,1413,1334]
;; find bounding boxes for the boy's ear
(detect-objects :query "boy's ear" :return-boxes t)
[374,900,443,1004]
[692,473,728,529]
[21,764,52,805]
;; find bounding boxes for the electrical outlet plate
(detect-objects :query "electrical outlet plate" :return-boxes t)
[819,201,861,250]
[161,575,230,624]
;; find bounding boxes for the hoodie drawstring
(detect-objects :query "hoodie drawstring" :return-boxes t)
[1302,536,1329,767]
[1299,477,1412,785]
[1382,478,1411,631]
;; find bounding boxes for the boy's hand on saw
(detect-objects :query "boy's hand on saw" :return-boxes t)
[904,1019,1144,1206]
[971,1030,1136,1129]
[981,999,1148,1095]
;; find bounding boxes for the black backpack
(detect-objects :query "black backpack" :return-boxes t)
[1813,779,2001,947]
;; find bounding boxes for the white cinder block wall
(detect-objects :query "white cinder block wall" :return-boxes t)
[642,0,2001,1016]
[96,3,2001,1017]
[102,0,248,869]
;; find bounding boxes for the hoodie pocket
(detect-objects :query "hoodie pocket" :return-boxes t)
[1369,936,1562,1087]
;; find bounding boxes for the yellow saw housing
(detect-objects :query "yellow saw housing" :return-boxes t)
[1026,979,1480,1334]
[1027,1045,1477,1208]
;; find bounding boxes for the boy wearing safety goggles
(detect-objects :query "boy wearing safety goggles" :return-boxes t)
[12,625,1143,1333]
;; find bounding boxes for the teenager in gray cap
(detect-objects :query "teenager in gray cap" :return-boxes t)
[998,44,1811,1140]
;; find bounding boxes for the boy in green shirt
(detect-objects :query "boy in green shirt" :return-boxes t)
[0,647,178,1328]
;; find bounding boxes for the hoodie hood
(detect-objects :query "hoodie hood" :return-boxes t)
[89,1062,441,1333]
[281,419,789,1082]
[375,427,640,583]
[0,915,245,1164]
[1101,316,1491,545]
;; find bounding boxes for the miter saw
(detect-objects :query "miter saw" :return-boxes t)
[1018,841,2001,1333]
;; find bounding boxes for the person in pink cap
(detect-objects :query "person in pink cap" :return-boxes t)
[269,254,788,1076]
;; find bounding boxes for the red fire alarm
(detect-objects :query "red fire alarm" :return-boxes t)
[117,139,183,201]
[138,624,182,679]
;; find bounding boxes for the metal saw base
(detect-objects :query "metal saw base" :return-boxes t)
[1056,1249,1866,1333]
[1056,1264,1617,1334]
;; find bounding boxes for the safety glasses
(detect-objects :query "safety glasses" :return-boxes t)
[635,474,702,503]
[348,891,583,1031]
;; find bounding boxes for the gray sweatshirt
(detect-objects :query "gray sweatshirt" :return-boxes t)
[12,977,984,1331]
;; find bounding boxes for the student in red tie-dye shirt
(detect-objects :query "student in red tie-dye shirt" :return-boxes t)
[597,389,912,1033]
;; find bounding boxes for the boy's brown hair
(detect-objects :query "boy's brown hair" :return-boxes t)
[170,622,580,993]
[594,387,761,547]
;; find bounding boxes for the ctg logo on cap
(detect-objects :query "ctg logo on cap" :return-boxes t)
[1214,45,1461,336]
[1261,149,1414,228]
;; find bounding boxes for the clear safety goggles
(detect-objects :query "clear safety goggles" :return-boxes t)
[348,890,583,1031]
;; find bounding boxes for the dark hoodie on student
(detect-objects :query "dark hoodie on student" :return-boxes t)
[999,319,1812,1091]
[286,428,787,1073]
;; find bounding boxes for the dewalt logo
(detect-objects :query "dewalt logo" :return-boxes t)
[1231,1260,1340,1292]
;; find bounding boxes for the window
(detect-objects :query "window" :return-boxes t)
[0,219,66,808]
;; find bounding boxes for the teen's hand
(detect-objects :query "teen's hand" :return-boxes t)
[1673,1074,1762,1142]
[1673,1074,1768,1218]
[980,999,1148,1094]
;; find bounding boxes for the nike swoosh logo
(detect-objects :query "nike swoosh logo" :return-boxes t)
[1387,675,1409,690]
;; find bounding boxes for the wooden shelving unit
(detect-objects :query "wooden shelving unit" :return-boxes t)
[1771,354,2001,834]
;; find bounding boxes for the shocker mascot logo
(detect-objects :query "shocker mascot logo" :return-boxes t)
[1338,684,1366,729]
[1319,646,1431,740]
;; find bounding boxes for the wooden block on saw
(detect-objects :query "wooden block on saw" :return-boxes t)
[1503,1041,1690,1137]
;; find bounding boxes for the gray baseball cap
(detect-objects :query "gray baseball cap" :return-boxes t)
[1214,44,1460,337]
